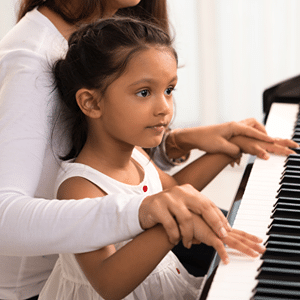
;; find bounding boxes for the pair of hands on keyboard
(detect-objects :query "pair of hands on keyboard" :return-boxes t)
[165,118,298,161]
[230,135,298,161]
[140,184,265,265]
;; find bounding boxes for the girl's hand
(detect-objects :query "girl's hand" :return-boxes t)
[230,136,298,160]
[166,118,275,159]
[191,214,265,264]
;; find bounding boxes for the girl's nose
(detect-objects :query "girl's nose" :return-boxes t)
[154,95,172,116]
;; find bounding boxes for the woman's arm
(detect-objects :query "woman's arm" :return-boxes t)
[230,135,298,159]
[0,52,144,256]
[157,134,297,192]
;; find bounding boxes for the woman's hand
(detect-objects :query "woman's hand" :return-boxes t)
[139,184,231,248]
[230,136,298,160]
[191,214,265,264]
[166,118,275,159]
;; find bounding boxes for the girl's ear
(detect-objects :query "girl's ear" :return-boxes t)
[75,88,102,119]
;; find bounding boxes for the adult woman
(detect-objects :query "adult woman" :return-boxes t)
[0,1,295,299]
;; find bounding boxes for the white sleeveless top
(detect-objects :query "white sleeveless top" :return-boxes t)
[39,148,203,300]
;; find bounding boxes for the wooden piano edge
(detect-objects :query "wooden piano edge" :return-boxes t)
[199,156,255,300]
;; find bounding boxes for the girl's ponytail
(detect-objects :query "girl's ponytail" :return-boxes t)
[53,58,88,161]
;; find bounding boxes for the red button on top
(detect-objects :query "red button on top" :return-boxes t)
[143,185,148,192]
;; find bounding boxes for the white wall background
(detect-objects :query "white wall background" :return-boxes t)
[2,0,300,129]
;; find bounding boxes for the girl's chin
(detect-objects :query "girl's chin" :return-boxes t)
[139,139,163,150]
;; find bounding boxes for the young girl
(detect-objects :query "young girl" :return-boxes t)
[36,16,298,300]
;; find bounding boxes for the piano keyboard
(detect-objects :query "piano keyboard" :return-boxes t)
[205,102,300,300]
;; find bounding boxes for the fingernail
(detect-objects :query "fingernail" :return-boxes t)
[262,153,270,160]
[226,221,232,231]
[258,245,266,253]
[187,241,192,249]
[223,258,230,265]
[219,227,228,238]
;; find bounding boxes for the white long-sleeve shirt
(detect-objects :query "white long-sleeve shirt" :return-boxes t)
[0,8,145,299]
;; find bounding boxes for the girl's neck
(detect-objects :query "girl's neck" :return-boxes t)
[75,140,144,186]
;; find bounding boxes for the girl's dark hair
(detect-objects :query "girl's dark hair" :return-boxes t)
[53,17,177,160]
[17,0,169,34]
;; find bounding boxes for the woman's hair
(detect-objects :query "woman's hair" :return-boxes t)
[17,0,169,34]
[53,17,177,160]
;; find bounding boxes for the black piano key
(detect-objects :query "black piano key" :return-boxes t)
[258,261,300,274]
[267,220,300,239]
[256,270,300,287]
[272,202,300,212]
[276,189,300,200]
[282,169,300,177]
[286,154,300,161]
[290,148,300,155]
[261,248,300,265]
[252,282,300,300]
[284,164,300,170]
[267,223,300,238]
[292,137,300,144]
[277,184,300,192]
[262,240,300,255]
[268,218,300,229]
[280,175,300,186]
[284,157,300,165]
[265,238,300,250]
[274,197,300,205]
[252,296,300,300]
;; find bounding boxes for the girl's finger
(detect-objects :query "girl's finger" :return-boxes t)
[221,229,265,257]
[212,238,230,265]
[273,138,299,149]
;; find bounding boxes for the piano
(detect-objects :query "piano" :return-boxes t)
[199,101,300,300]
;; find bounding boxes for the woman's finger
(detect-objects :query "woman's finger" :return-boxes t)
[168,201,195,248]
[273,138,299,149]
[233,122,273,143]
[239,118,268,134]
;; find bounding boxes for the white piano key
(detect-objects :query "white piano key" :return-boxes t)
[205,103,299,300]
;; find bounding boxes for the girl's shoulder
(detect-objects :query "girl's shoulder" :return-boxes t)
[133,147,154,167]
[55,148,163,198]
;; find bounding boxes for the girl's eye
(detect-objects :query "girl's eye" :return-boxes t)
[137,90,150,98]
[165,87,174,96]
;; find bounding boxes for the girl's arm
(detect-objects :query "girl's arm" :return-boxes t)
[173,153,234,191]
[139,147,233,191]
[76,224,173,300]
[59,177,265,300]
[57,177,173,300]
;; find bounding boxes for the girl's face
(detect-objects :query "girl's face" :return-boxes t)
[97,47,177,150]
